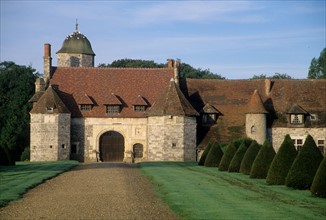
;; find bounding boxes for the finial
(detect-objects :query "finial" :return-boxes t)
[75,18,79,32]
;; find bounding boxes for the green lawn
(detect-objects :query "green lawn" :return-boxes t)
[0,160,79,207]
[140,162,326,220]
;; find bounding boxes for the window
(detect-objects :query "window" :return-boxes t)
[172,143,177,148]
[134,105,146,112]
[317,139,325,154]
[80,104,92,111]
[106,105,120,114]
[251,126,257,134]
[290,114,303,124]
[61,144,66,149]
[202,113,217,124]
[292,138,304,151]
[46,107,54,112]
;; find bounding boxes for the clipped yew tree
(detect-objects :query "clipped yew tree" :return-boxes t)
[240,140,261,175]
[266,134,297,185]
[204,143,224,167]
[311,156,326,198]
[285,135,323,190]
[250,140,276,179]
[198,143,213,166]
[229,142,248,172]
[218,142,237,171]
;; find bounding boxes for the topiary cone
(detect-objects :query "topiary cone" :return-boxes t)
[311,156,326,198]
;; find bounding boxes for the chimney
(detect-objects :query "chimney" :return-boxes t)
[43,43,52,87]
[174,59,180,86]
[167,59,174,68]
[35,78,45,92]
[265,79,272,96]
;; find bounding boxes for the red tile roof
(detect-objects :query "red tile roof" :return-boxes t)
[50,67,174,118]
[246,90,268,114]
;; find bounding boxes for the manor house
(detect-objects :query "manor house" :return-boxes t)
[29,26,326,162]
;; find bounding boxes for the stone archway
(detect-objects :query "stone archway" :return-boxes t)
[99,131,125,162]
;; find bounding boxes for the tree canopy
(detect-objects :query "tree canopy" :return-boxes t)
[251,73,292,79]
[0,61,38,165]
[98,59,225,79]
[308,48,326,79]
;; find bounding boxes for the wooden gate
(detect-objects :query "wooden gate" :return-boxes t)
[99,131,124,162]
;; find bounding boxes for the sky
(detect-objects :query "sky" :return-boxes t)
[1,1,325,79]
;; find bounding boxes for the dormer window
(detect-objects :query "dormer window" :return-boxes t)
[134,105,146,112]
[133,95,149,113]
[106,105,120,114]
[290,114,303,124]
[200,103,222,125]
[80,104,92,111]
[46,106,54,112]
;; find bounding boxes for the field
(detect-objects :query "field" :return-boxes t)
[0,161,79,207]
[140,162,326,220]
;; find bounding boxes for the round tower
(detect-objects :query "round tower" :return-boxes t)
[245,90,268,144]
[57,21,95,67]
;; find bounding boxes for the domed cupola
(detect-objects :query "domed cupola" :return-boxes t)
[57,21,95,67]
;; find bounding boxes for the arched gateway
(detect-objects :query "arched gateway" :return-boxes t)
[99,131,125,162]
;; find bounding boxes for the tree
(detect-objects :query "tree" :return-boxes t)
[250,140,276,179]
[218,138,243,171]
[308,48,326,79]
[285,135,323,190]
[228,138,252,173]
[204,143,224,167]
[311,156,326,198]
[0,61,38,165]
[266,134,297,185]
[198,143,213,166]
[240,140,261,175]
[98,59,225,79]
[251,73,292,79]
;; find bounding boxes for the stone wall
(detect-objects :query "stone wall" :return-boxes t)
[270,127,326,152]
[148,116,197,161]
[245,113,266,145]
[30,113,70,161]
[57,53,94,67]
[71,117,148,162]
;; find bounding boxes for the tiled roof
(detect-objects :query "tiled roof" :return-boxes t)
[287,104,308,114]
[29,91,44,103]
[73,93,94,105]
[50,67,174,118]
[201,103,222,114]
[246,90,268,114]
[146,79,199,117]
[133,95,149,106]
[30,85,70,114]
[181,78,326,147]
[103,93,122,105]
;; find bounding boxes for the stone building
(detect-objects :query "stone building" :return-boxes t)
[29,26,326,162]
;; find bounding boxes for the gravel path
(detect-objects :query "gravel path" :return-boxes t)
[0,163,178,220]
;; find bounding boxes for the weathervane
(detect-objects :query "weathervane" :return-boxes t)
[75,18,79,32]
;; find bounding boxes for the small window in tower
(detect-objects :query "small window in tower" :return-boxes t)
[49,145,53,149]
[251,125,257,134]
[62,144,66,149]
[172,143,177,148]
[46,107,54,112]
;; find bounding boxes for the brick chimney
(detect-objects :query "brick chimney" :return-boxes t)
[43,43,52,87]
[167,59,174,68]
[174,59,180,86]
[265,79,272,96]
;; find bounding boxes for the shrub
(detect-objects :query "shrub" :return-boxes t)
[266,134,297,185]
[228,142,248,172]
[240,141,261,175]
[198,143,213,166]
[250,140,276,179]
[218,142,237,171]
[20,147,30,161]
[311,156,326,198]
[204,143,224,167]
[286,135,323,190]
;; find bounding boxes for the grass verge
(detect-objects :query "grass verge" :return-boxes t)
[0,160,79,207]
[140,162,326,220]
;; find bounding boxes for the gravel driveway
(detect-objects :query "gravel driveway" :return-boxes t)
[0,163,178,220]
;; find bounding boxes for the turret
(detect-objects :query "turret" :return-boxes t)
[245,90,268,144]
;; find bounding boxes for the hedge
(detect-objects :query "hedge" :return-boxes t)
[240,140,261,175]
[198,143,213,166]
[250,140,276,179]
[311,156,326,198]
[286,135,323,190]
[204,143,224,167]
[228,142,248,172]
[218,142,237,171]
[266,134,297,185]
